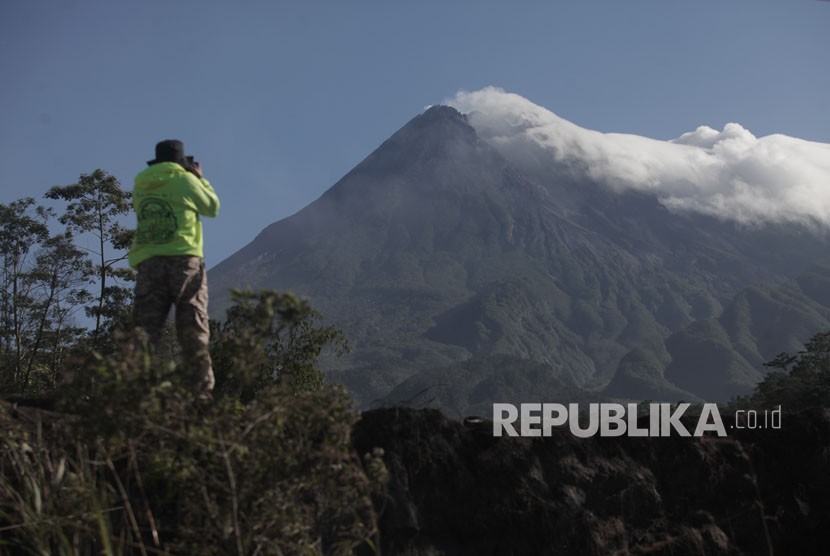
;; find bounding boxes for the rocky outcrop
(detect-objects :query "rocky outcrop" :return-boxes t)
[352,407,830,555]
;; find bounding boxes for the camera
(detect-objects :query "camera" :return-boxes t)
[184,155,201,175]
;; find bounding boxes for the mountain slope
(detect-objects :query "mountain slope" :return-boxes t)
[606,261,830,402]
[210,103,830,407]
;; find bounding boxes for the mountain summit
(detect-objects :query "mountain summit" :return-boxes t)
[210,91,830,411]
[447,87,830,229]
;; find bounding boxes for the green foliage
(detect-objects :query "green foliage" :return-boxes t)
[45,169,134,346]
[0,290,384,555]
[0,198,52,387]
[1,172,384,554]
[729,330,830,411]
[0,199,95,393]
[0,174,135,393]
[211,289,348,401]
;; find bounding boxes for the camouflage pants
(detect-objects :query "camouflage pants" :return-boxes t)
[134,255,215,392]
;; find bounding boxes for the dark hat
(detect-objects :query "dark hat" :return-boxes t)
[147,139,187,166]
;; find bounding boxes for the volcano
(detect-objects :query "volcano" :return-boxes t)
[209,92,830,412]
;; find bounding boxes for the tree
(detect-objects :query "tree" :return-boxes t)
[730,330,830,411]
[45,170,133,345]
[23,232,94,388]
[0,198,51,389]
[0,172,134,393]
[211,289,349,400]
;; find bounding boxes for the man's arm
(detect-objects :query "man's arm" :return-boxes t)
[183,163,220,217]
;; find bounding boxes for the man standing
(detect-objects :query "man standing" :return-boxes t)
[129,139,220,393]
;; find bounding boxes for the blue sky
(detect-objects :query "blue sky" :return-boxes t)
[1,0,828,268]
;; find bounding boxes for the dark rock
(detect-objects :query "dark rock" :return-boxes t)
[353,407,830,555]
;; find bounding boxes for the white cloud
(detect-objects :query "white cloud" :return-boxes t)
[444,87,830,229]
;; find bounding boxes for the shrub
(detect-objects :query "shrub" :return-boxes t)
[0,289,385,555]
[729,330,830,411]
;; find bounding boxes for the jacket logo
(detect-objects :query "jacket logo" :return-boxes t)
[136,198,177,244]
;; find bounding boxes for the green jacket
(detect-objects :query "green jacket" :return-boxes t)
[128,162,220,268]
